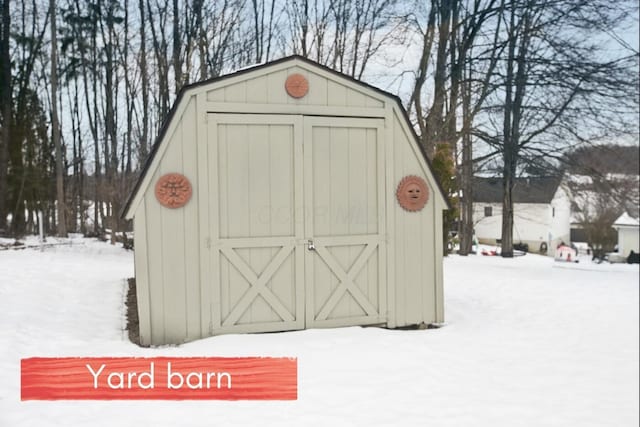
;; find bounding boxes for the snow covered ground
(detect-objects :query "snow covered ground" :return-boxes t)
[1,237,638,426]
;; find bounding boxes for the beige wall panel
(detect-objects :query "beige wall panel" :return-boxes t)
[218,123,295,238]
[144,168,165,344]
[221,251,250,322]
[196,94,211,335]
[266,70,288,104]
[306,71,328,105]
[434,199,445,323]
[246,76,268,103]
[327,80,348,106]
[180,99,202,341]
[133,202,151,345]
[425,196,438,321]
[158,123,188,343]
[206,88,224,102]
[139,99,205,345]
[221,124,250,238]
[347,128,370,235]
[268,125,296,236]
[311,250,340,318]
[201,63,386,109]
[353,247,380,311]
[392,114,438,326]
[311,127,378,237]
[224,81,247,102]
[365,95,384,108]
[384,107,396,328]
[366,128,380,234]
[268,247,297,314]
[248,124,273,238]
[346,88,366,107]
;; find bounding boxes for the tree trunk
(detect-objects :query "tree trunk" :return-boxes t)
[459,73,474,255]
[51,0,66,237]
[411,4,437,152]
[425,0,452,155]
[103,3,118,244]
[138,0,149,160]
[172,0,181,93]
[0,0,10,233]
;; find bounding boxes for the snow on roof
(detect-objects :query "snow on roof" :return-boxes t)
[613,212,640,227]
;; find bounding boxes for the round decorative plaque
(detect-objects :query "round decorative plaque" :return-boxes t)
[396,175,429,212]
[285,73,309,98]
[155,173,192,209]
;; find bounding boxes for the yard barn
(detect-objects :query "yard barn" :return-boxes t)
[123,56,448,345]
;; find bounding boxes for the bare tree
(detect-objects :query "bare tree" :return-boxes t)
[475,0,639,257]
[285,0,330,59]
[408,0,503,254]
[0,0,10,232]
[138,0,149,160]
[51,0,67,237]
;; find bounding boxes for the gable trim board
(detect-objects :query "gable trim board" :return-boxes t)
[123,56,448,345]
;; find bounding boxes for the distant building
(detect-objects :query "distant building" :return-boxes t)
[566,173,639,248]
[612,212,639,258]
[472,176,570,255]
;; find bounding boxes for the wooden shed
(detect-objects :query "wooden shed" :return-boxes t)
[123,56,448,346]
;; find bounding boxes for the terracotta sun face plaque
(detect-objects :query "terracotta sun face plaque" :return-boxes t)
[285,73,309,98]
[155,173,192,208]
[396,175,429,212]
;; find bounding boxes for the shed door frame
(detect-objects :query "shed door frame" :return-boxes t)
[205,113,387,334]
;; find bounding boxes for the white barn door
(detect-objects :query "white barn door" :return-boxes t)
[303,117,387,328]
[208,114,305,334]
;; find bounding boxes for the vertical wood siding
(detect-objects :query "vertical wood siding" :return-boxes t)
[131,60,445,344]
[135,97,202,344]
[391,112,439,327]
[205,67,384,109]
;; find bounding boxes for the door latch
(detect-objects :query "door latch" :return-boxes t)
[307,239,316,251]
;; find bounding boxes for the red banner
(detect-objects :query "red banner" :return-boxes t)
[21,357,297,400]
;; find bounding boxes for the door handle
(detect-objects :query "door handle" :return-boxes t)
[307,239,316,251]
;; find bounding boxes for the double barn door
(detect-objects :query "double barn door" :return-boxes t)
[207,114,386,334]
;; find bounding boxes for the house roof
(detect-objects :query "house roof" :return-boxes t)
[613,212,640,228]
[472,176,563,204]
[122,55,450,218]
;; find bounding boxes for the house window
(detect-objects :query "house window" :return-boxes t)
[552,207,555,217]
[484,206,492,217]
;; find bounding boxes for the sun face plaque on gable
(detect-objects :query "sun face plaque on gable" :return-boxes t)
[396,175,429,212]
[285,73,309,98]
[155,173,192,208]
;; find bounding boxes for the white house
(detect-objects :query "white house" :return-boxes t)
[472,176,571,255]
[612,212,639,258]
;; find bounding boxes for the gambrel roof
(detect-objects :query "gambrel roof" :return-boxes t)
[122,55,449,218]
